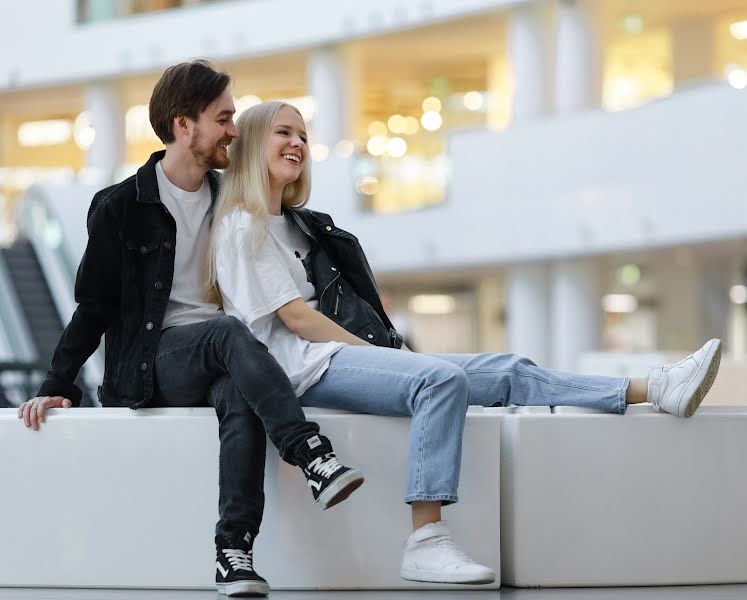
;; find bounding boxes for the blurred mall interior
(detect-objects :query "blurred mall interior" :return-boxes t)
[1,0,747,405]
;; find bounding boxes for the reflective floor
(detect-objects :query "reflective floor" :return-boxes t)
[1,587,746,600]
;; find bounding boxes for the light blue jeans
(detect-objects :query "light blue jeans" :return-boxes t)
[299,347,629,505]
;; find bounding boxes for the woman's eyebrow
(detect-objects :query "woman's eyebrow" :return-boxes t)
[274,123,307,136]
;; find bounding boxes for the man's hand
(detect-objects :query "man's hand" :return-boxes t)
[17,396,72,431]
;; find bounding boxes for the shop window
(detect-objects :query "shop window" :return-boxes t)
[603,28,673,111]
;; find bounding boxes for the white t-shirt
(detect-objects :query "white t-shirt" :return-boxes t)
[215,208,346,397]
[155,161,224,328]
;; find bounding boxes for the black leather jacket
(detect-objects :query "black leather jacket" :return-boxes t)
[37,150,220,408]
[287,209,403,349]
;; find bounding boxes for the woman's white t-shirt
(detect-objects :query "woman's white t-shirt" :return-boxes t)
[215,209,345,397]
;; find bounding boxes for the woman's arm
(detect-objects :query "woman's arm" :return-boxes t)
[277,298,371,346]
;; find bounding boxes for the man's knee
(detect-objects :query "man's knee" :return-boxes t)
[210,315,266,351]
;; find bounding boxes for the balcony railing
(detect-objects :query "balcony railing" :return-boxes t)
[77,0,229,24]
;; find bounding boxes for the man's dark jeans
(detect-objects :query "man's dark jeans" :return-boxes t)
[150,315,319,541]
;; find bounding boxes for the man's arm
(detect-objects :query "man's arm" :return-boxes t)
[19,195,121,429]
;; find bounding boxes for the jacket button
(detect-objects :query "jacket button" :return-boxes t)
[331,266,337,271]
[325,226,332,231]
[164,241,172,250]
[140,362,148,371]
[367,334,374,340]
[140,246,147,255]
[154,281,163,290]
[145,322,154,331]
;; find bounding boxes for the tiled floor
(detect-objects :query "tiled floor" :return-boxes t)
[1,587,745,600]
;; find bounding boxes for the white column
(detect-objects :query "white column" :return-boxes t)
[506,263,550,365]
[508,1,555,122]
[306,46,359,148]
[671,18,716,87]
[550,259,601,372]
[477,275,506,352]
[84,82,124,184]
[653,253,701,352]
[554,0,603,113]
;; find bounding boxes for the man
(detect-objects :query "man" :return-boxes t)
[17,60,363,597]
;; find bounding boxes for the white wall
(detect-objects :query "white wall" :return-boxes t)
[310,83,747,274]
[0,0,525,91]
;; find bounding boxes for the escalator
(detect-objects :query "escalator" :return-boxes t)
[0,238,94,406]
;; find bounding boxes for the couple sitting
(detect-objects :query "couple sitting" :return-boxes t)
[18,60,722,597]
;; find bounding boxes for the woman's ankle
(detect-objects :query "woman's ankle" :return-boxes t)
[625,377,649,405]
[411,501,442,531]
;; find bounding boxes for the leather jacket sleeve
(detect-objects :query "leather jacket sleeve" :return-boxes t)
[36,194,121,406]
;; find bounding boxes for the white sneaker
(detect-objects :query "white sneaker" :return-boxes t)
[648,338,722,418]
[400,521,495,584]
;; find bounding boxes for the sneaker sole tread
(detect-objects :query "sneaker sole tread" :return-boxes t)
[681,339,722,418]
[400,568,495,584]
[217,580,270,596]
[318,469,364,510]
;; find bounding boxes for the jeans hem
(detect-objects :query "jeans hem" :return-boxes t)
[405,494,459,506]
[617,377,630,414]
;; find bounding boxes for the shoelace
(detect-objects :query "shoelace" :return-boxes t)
[308,453,343,479]
[434,535,476,564]
[222,548,255,572]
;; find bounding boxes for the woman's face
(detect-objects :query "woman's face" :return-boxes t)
[266,105,308,190]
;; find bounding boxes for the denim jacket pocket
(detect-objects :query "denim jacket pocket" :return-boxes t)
[125,239,160,256]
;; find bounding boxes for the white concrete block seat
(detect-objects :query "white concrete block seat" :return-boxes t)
[497,405,747,587]
[0,406,500,590]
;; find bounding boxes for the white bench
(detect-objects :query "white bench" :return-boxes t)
[497,405,747,586]
[4,404,746,590]
[0,406,501,590]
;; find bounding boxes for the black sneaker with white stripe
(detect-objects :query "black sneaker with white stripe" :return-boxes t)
[215,532,269,597]
[297,434,364,510]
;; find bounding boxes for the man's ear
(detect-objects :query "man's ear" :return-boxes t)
[173,115,189,138]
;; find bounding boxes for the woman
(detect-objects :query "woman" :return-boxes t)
[206,100,721,584]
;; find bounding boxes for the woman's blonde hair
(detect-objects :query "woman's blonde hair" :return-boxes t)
[204,100,311,305]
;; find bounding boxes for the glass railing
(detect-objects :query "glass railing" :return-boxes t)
[77,0,231,23]
[0,253,36,364]
[16,186,104,398]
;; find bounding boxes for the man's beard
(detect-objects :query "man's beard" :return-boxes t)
[189,126,230,170]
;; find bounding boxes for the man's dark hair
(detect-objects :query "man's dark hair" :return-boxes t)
[149,59,231,144]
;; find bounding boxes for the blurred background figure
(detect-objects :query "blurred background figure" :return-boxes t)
[1,0,746,406]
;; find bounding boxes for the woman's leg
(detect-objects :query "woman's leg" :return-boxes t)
[430,352,629,413]
[433,338,721,418]
[301,345,470,508]
[300,345,495,584]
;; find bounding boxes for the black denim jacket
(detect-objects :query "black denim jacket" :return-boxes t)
[287,209,403,349]
[36,151,220,408]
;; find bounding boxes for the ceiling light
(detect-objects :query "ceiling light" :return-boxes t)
[421,111,443,131]
[386,137,407,158]
[602,294,638,313]
[422,96,442,113]
[409,294,456,315]
[730,20,747,40]
[730,285,747,304]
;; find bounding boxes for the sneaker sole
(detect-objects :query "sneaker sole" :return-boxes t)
[318,469,364,510]
[217,580,270,596]
[400,567,496,584]
[681,339,722,418]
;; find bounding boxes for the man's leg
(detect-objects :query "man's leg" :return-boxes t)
[153,316,319,461]
[209,375,266,542]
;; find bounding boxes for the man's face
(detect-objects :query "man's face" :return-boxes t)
[188,89,238,170]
